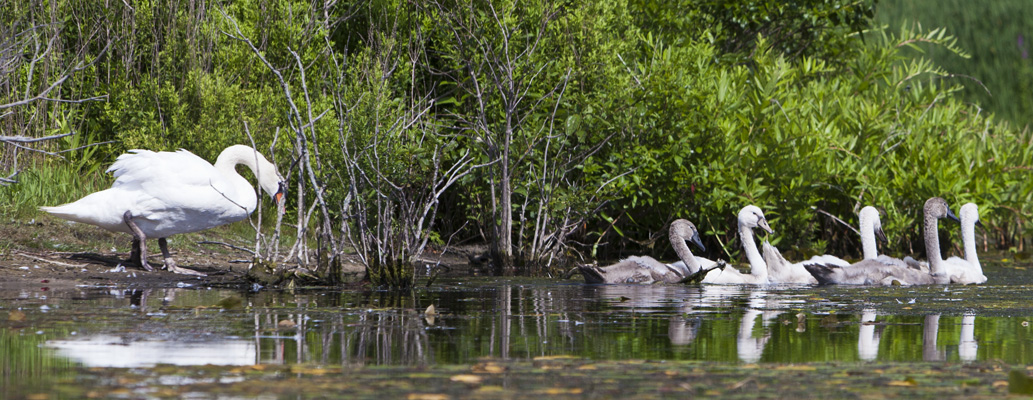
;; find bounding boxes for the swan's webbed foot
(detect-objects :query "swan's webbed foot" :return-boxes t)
[158,238,206,276]
[123,211,154,272]
[163,258,207,276]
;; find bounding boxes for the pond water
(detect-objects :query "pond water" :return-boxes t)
[3,260,1033,397]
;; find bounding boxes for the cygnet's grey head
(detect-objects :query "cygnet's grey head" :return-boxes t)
[738,205,773,234]
[924,197,959,223]
[670,219,705,251]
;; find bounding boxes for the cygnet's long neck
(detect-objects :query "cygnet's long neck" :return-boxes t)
[961,213,982,274]
[739,222,767,281]
[924,211,947,280]
[671,232,702,274]
[859,212,878,260]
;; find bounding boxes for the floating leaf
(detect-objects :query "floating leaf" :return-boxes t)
[8,310,25,322]
[450,374,482,384]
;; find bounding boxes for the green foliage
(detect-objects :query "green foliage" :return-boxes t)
[877,0,1033,129]
[3,0,1032,281]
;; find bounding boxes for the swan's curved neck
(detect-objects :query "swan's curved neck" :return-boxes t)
[671,233,701,274]
[962,216,981,273]
[739,222,767,281]
[924,212,947,279]
[860,213,877,260]
[214,146,262,177]
[213,145,278,197]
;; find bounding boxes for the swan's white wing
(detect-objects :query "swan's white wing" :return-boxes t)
[943,256,987,284]
[109,149,256,221]
[804,255,849,267]
[761,242,820,284]
[109,149,218,189]
[667,257,719,274]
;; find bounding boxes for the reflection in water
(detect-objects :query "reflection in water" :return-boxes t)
[924,314,943,361]
[854,311,979,363]
[48,335,256,367]
[858,309,880,361]
[737,291,771,363]
[6,279,1008,367]
[960,313,977,362]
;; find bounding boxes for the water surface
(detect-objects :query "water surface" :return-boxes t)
[2,261,1032,397]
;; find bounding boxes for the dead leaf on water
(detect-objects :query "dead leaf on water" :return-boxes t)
[533,355,577,361]
[775,365,816,371]
[407,394,449,400]
[450,374,483,384]
[473,363,506,374]
[8,310,25,322]
[887,377,918,387]
[425,304,436,316]
[541,388,582,395]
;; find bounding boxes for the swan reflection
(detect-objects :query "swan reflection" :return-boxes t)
[856,311,979,362]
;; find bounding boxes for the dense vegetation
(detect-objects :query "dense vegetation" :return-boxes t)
[1,0,1030,286]
[878,0,1033,128]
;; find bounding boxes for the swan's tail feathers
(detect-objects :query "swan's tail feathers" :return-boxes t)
[804,263,839,285]
[40,204,79,221]
[679,259,724,284]
[578,265,607,284]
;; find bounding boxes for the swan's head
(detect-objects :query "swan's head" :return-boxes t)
[671,219,705,251]
[959,203,981,228]
[859,206,887,243]
[221,145,286,213]
[738,205,773,234]
[253,157,286,214]
[924,197,959,223]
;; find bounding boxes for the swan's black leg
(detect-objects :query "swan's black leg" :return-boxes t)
[130,237,142,266]
[158,237,205,276]
[123,211,154,272]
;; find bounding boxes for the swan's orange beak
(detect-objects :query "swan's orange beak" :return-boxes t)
[274,182,287,214]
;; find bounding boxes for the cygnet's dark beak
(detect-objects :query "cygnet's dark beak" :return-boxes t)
[946,207,961,223]
[875,226,888,244]
[690,231,706,252]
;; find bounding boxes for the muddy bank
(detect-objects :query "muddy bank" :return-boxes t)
[0,218,368,289]
[0,217,489,290]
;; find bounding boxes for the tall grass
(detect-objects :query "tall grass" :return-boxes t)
[877,0,1033,128]
[0,160,109,218]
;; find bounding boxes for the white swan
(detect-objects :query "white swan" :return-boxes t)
[941,203,986,284]
[761,241,848,284]
[579,219,720,284]
[804,197,956,285]
[700,205,772,284]
[760,211,854,284]
[856,206,917,268]
[41,145,285,276]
